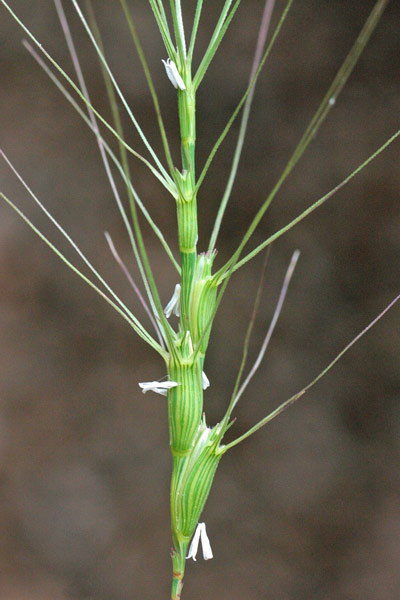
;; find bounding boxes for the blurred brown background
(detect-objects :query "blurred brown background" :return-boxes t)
[1,1,399,599]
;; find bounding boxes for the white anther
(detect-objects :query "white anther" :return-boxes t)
[138,380,178,396]
[164,284,181,318]
[185,331,194,355]
[202,371,210,390]
[162,58,186,90]
[187,523,213,561]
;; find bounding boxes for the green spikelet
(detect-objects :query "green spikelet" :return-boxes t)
[189,252,217,355]
[170,419,222,597]
[168,352,203,455]
[171,419,222,540]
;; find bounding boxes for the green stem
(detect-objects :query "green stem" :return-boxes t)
[177,198,198,328]
[178,86,196,180]
[171,547,186,600]
[176,80,198,328]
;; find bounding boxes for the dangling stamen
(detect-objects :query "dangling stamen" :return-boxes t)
[164,283,181,318]
[202,371,210,390]
[200,522,213,560]
[162,58,186,90]
[138,380,178,396]
[187,523,213,561]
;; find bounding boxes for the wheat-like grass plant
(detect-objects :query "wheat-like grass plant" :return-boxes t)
[1,1,399,597]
